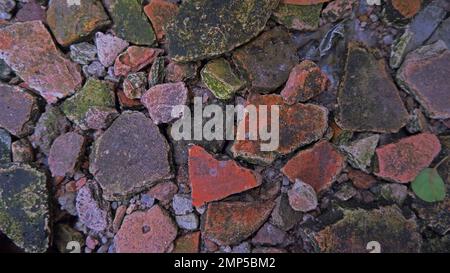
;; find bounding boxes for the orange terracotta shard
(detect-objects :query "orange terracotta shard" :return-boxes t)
[392,0,421,19]
[375,133,441,183]
[144,0,179,42]
[281,60,329,104]
[231,94,328,165]
[203,201,275,245]
[188,145,262,207]
[282,140,345,192]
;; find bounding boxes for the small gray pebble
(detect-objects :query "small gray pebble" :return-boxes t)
[172,194,193,215]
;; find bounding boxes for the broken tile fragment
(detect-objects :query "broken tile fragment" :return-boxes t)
[95,32,129,67]
[315,206,422,253]
[114,46,162,77]
[30,105,71,155]
[273,3,323,31]
[348,169,377,190]
[165,62,198,83]
[393,0,421,18]
[252,223,287,246]
[104,0,156,46]
[280,60,329,104]
[76,181,112,232]
[232,27,298,93]
[203,201,275,245]
[61,79,115,130]
[144,0,179,42]
[337,43,409,133]
[341,135,379,173]
[231,94,328,165]
[270,193,303,231]
[173,232,200,253]
[201,58,245,100]
[0,21,82,103]
[15,0,46,22]
[117,89,141,109]
[385,0,422,23]
[123,72,147,99]
[141,82,188,124]
[375,133,441,183]
[46,0,110,46]
[114,205,177,253]
[287,180,318,212]
[282,140,345,193]
[168,91,227,187]
[167,0,279,62]
[397,41,450,119]
[0,164,49,253]
[146,182,178,206]
[330,121,353,146]
[48,132,85,177]
[188,145,262,207]
[90,112,172,200]
[321,0,356,23]
[0,83,38,137]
